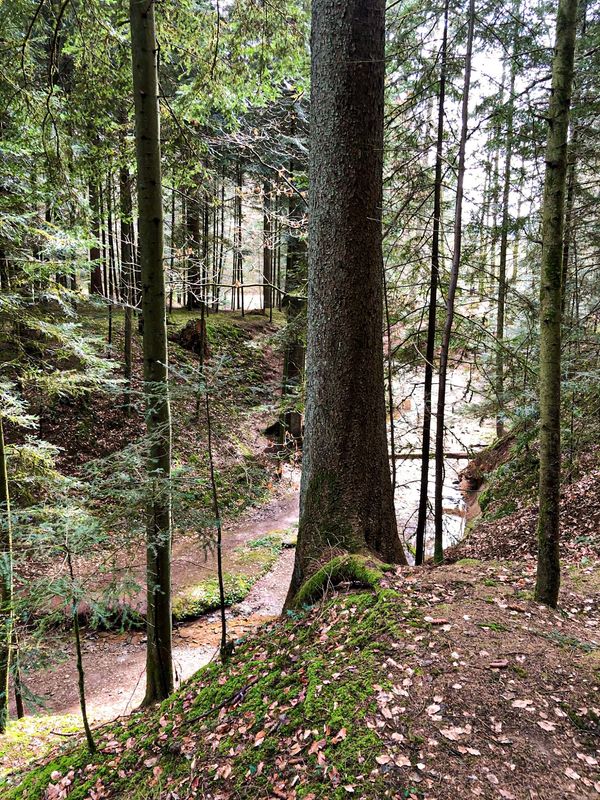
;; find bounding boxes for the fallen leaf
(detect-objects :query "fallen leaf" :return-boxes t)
[537,720,556,732]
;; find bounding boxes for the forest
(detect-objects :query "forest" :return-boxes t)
[0,0,599,797]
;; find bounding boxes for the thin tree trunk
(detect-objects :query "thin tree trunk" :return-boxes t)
[66,549,95,753]
[12,629,24,720]
[286,0,406,605]
[495,16,518,439]
[120,140,134,414]
[383,265,397,497]
[202,189,210,306]
[488,64,506,290]
[99,184,112,346]
[89,184,103,295]
[215,176,225,312]
[561,131,577,314]
[535,0,579,607]
[414,0,448,566]
[169,183,175,315]
[511,157,525,284]
[204,378,228,661]
[130,0,173,703]
[235,166,244,316]
[187,187,201,310]
[0,418,13,733]
[433,0,475,564]
[281,160,307,444]
[263,181,273,316]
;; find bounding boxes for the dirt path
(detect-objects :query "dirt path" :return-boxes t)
[16,486,299,723]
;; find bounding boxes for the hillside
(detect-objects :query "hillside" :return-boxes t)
[4,551,600,799]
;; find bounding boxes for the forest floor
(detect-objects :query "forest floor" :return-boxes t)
[3,309,600,797]
[3,549,599,799]
[2,305,305,776]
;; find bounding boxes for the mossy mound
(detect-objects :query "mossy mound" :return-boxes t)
[172,573,255,621]
[172,535,284,622]
[292,554,390,608]
[5,589,407,799]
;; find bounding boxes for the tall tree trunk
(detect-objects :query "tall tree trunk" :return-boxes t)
[281,163,307,444]
[560,131,577,314]
[488,65,506,291]
[495,17,518,439]
[215,175,225,312]
[89,183,103,295]
[186,187,201,310]
[0,418,13,733]
[285,0,406,606]
[168,183,175,315]
[511,157,526,284]
[120,147,134,413]
[234,165,244,315]
[414,0,449,566]
[129,0,173,703]
[263,181,273,316]
[433,0,475,564]
[66,549,95,753]
[275,196,283,311]
[535,0,579,607]
[202,188,210,306]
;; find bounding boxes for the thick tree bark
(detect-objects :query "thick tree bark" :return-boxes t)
[0,418,13,733]
[433,0,475,563]
[414,0,449,566]
[286,0,406,605]
[535,0,578,607]
[129,0,173,703]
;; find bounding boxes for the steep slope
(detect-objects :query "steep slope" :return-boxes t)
[4,559,600,799]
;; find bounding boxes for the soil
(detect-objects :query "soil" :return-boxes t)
[449,467,600,564]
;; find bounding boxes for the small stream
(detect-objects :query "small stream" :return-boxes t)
[391,365,495,560]
[17,371,493,723]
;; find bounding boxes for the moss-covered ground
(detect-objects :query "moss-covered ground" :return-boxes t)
[4,555,600,800]
[172,532,289,621]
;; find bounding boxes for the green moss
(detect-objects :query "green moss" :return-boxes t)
[476,621,509,632]
[171,536,283,622]
[510,664,528,678]
[291,554,387,608]
[537,630,597,653]
[478,449,539,523]
[0,715,80,780]
[172,573,254,621]
[5,590,419,800]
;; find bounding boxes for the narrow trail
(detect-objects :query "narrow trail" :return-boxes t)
[17,486,299,723]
